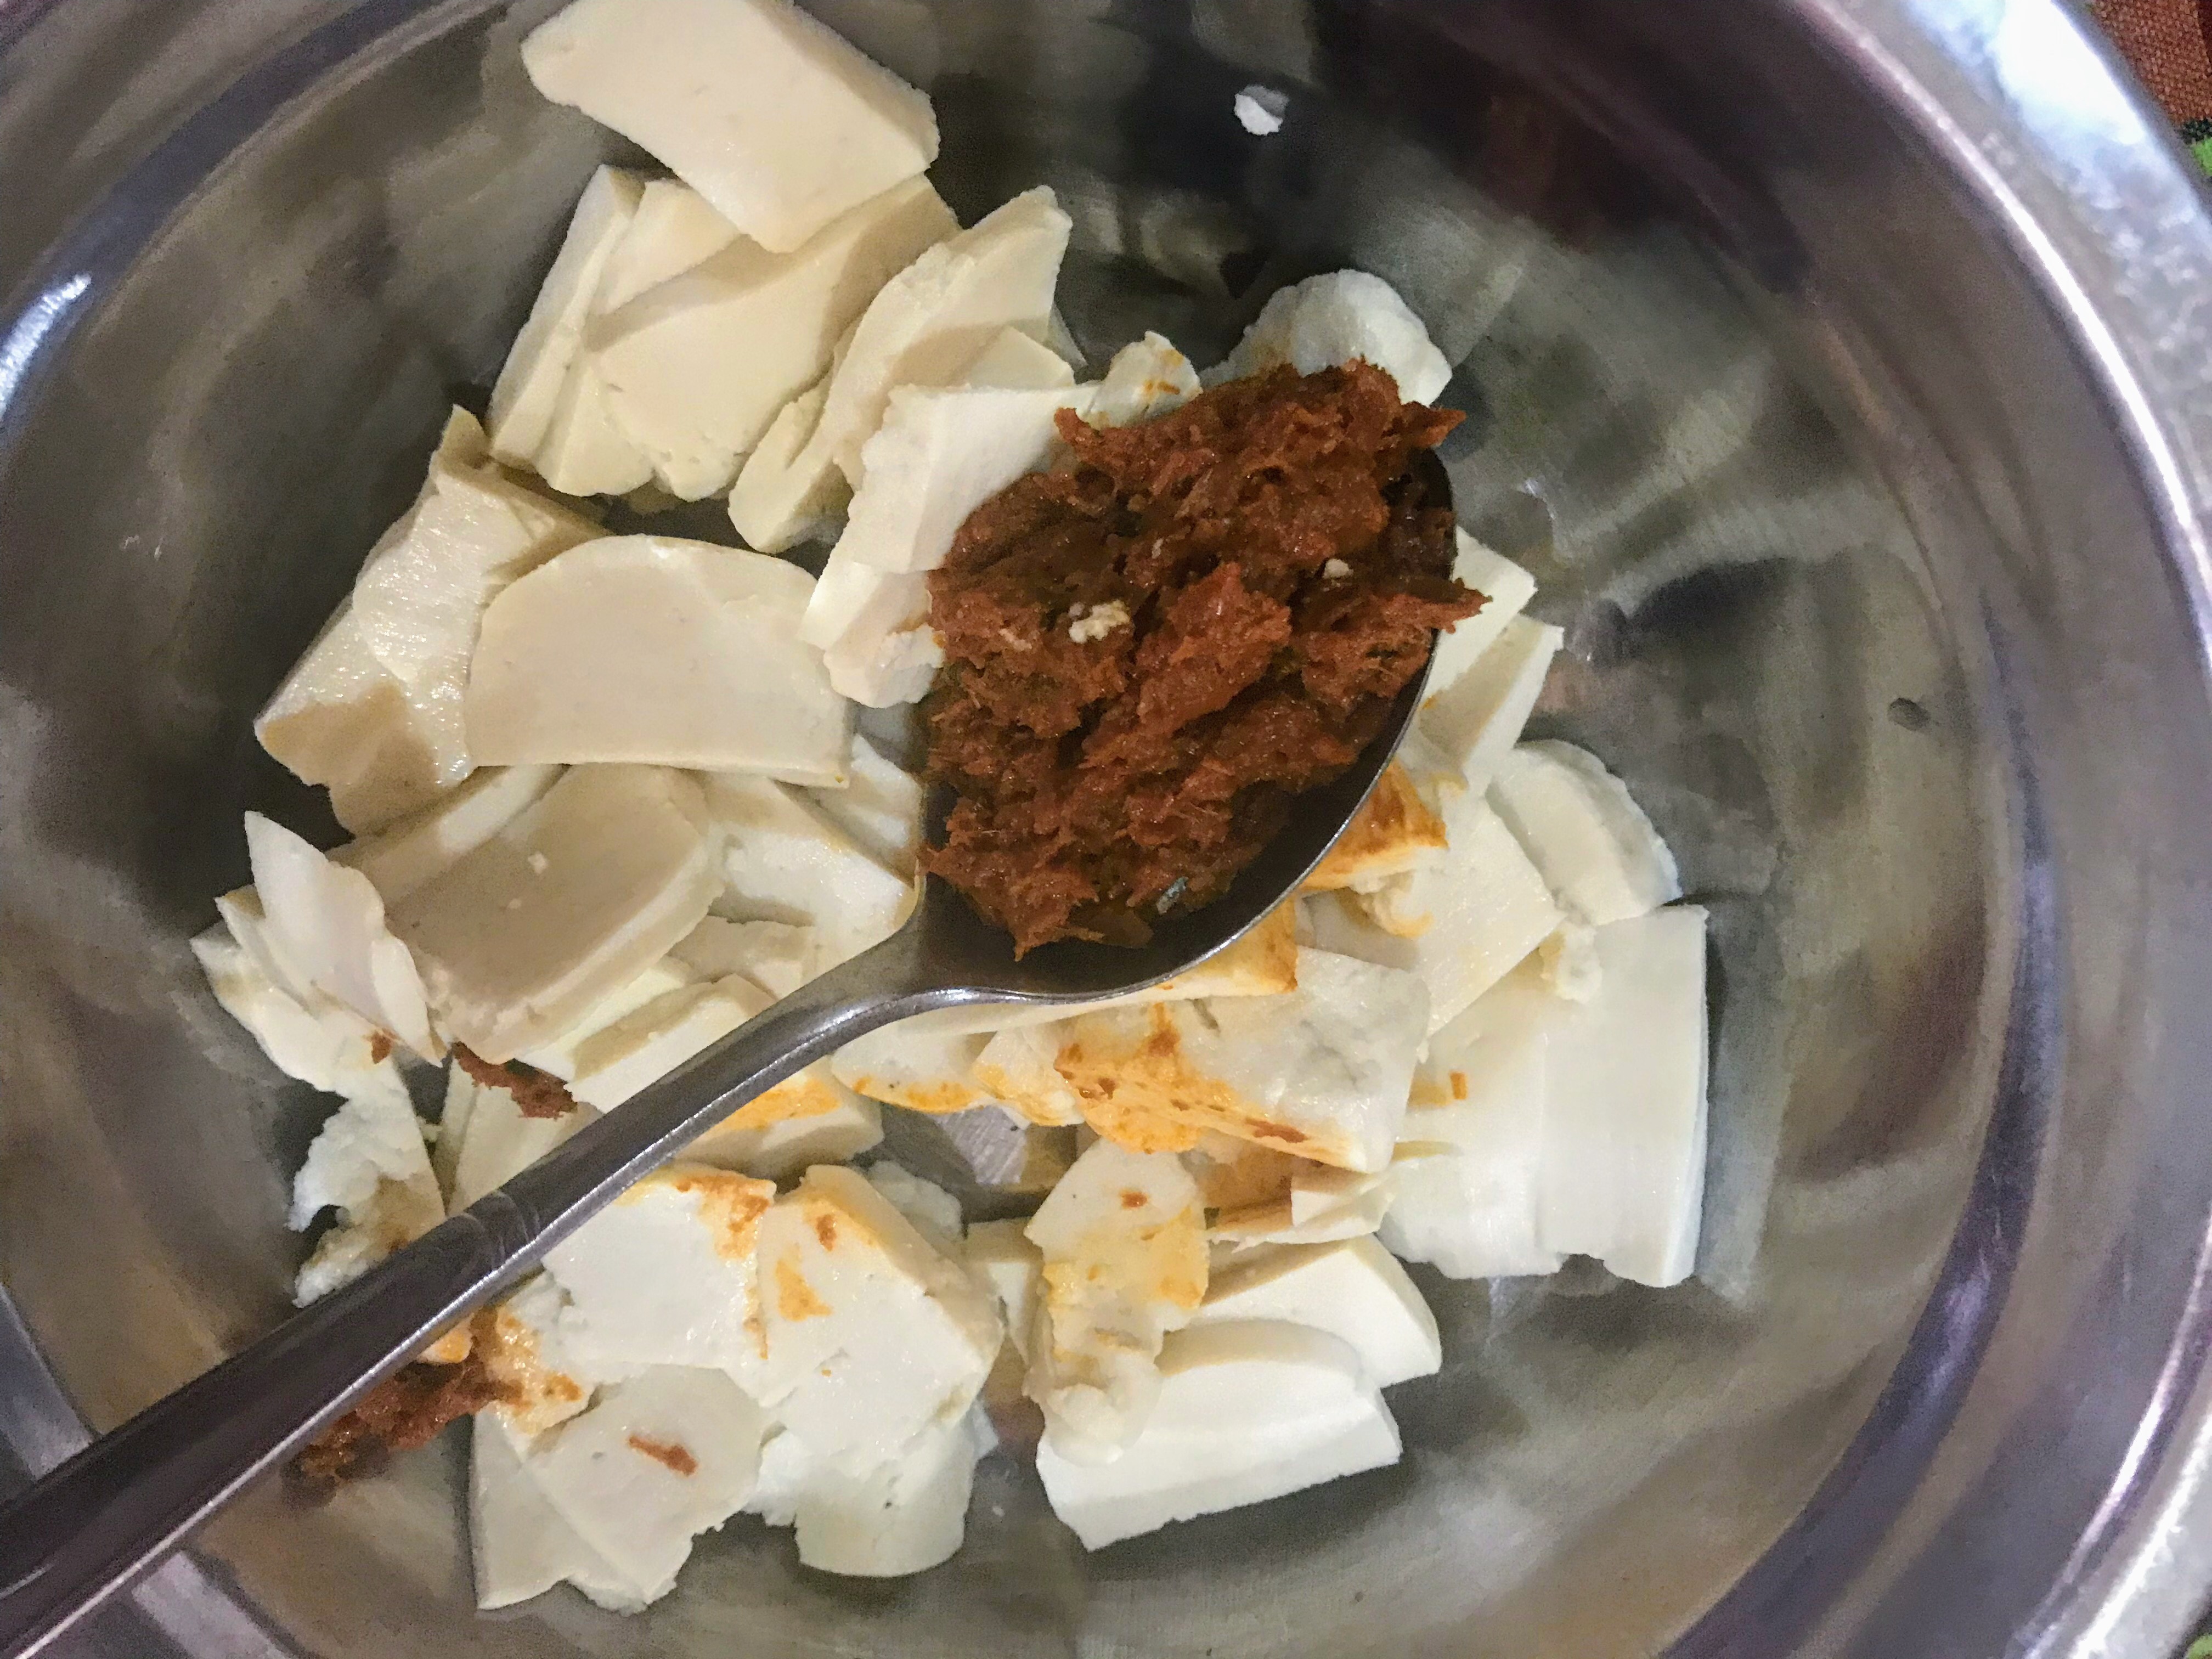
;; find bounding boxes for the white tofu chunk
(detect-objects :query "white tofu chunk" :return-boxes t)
[543,1165,778,1391]
[470,1414,647,1612]
[1048,949,1427,1173]
[670,916,819,995]
[389,765,720,1062]
[567,977,755,1111]
[1192,1238,1440,1388]
[520,1366,767,1601]
[804,734,923,877]
[1488,741,1681,926]
[1379,965,1565,1279]
[1426,531,1536,697]
[593,178,956,498]
[290,1063,443,1305]
[819,572,944,706]
[1213,270,1451,404]
[594,178,742,314]
[702,771,911,963]
[1034,1321,1401,1549]
[786,1408,991,1577]
[1536,908,1709,1287]
[1311,793,1562,1031]
[445,1064,597,1210]
[1085,331,1201,427]
[487,165,646,467]
[213,883,315,1003]
[331,764,562,905]
[466,536,850,783]
[522,0,939,254]
[725,375,849,552]
[963,1218,1043,1359]
[831,1022,991,1114]
[1301,761,1448,893]
[866,1161,964,1254]
[830,381,1092,577]
[1419,612,1561,787]
[512,956,699,1081]
[245,814,439,1058]
[685,1081,882,1180]
[757,1165,1002,1470]
[535,355,655,499]
[191,919,384,1093]
[732,188,1071,533]
[1024,1141,1207,1464]
[257,413,601,832]
[958,324,1076,391]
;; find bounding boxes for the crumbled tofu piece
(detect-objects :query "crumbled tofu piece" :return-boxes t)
[191,918,385,1093]
[774,1408,994,1577]
[1212,270,1451,404]
[1536,908,1709,1286]
[963,1219,1043,1359]
[670,916,820,994]
[1426,531,1536,697]
[1381,964,1566,1279]
[757,1165,1003,1470]
[487,166,647,465]
[1066,600,1131,643]
[725,374,850,553]
[1488,741,1681,926]
[466,537,850,785]
[470,1414,646,1612]
[958,324,1077,391]
[1034,1321,1401,1549]
[821,599,945,707]
[445,1062,597,1210]
[1049,949,1427,1173]
[1302,761,1448,892]
[1192,1238,1438,1388]
[1419,612,1561,787]
[523,0,939,253]
[390,765,720,1062]
[1537,918,1604,1003]
[831,1022,991,1114]
[518,1365,768,1601]
[592,178,956,497]
[915,899,1301,1040]
[704,771,911,963]
[731,188,1071,541]
[332,765,563,905]
[512,956,700,1081]
[685,1082,882,1181]
[1310,791,1562,1032]
[1233,84,1288,136]
[290,1064,444,1305]
[1085,331,1201,427]
[544,1165,779,1392]
[804,734,923,878]
[1024,1141,1207,1464]
[476,1274,602,1443]
[245,813,439,1058]
[970,1025,1084,1126]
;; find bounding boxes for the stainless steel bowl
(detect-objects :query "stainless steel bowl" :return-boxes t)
[5,1,2212,1654]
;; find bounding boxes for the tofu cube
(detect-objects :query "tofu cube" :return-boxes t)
[803,733,923,878]
[1084,332,1200,427]
[1426,530,1536,697]
[190,918,385,1094]
[830,1021,991,1114]
[331,764,562,905]
[755,1165,1002,1471]
[1212,270,1451,403]
[1190,1237,1440,1389]
[470,1414,649,1612]
[1418,612,1561,789]
[466,537,851,786]
[522,0,939,254]
[289,1064,444,1305]
[963,1218,1043,1360]
[767,1409,993,1577]
[702,770,912,964]
[1487,741,1681,926]
[1034,1321,1402,1550]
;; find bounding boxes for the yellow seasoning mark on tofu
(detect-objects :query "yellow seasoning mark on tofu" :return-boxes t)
[776,1256,833,1322]
[713,1071,850,1133]
[1302,763,1448,893]
[627,1167,774,1263]
[1057,1008,1335,1163]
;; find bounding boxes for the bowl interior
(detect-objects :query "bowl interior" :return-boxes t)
[0,1,2022,1655]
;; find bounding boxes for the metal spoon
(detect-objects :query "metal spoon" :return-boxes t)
[0,561,1441,1659]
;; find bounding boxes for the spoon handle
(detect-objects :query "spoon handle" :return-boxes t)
[0,926,957,1659]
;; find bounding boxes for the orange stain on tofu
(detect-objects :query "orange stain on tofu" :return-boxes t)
[626,1434,698,1476]
[775,1256,832,1322]
[1302,762,1448,891]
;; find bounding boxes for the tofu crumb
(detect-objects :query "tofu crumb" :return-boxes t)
[1323,558,1353,580]
[1234,86,1288,136]
[1068,601,1132,644]
[527,851,550,874]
